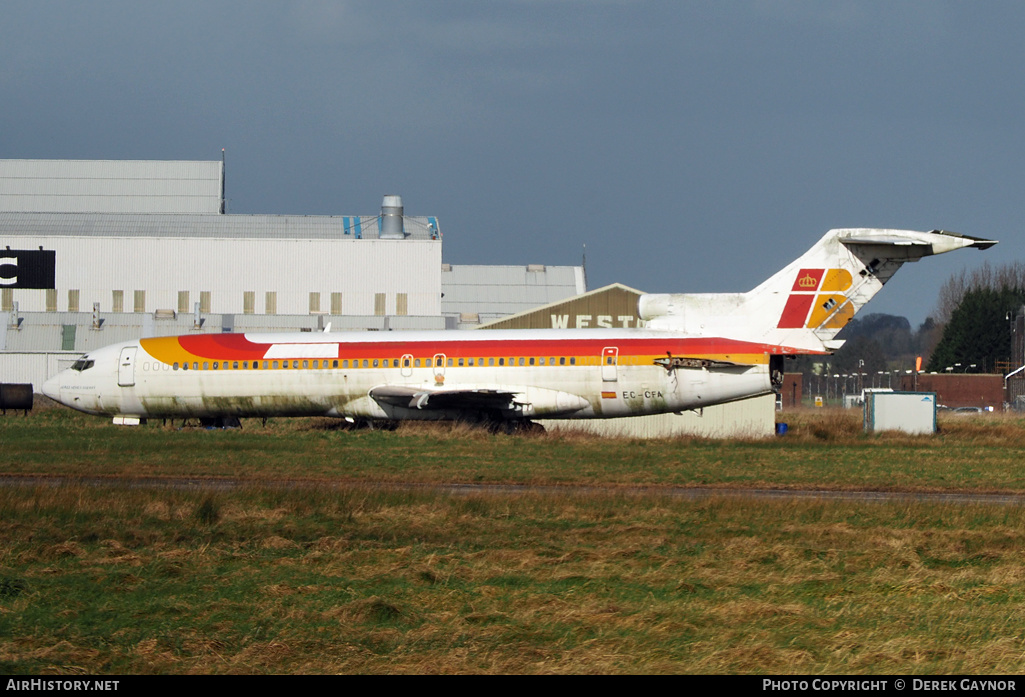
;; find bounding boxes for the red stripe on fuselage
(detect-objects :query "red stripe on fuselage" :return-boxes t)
[172,333,811,360]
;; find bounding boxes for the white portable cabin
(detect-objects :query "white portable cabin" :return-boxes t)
[863,391,937,435]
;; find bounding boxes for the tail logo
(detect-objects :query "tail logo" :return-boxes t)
[778,268,854,329]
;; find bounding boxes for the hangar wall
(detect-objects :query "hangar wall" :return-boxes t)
[1,232,440,317]
[538,394,775,438]
[0,159,224,214]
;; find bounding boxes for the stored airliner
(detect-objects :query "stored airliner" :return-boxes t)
[42,229,994,429]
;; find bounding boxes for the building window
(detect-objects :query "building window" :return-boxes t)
[331,292,342,315]
[178,291,190,314]
[309,292,321,313]
[1,288,12,312]
[46,289,58,312]
[200,291,211,313]
[134,290,146,313]
[110,290,123,313]
[67,290,79,313]
[374,293,386,316]
[265,291,277,315]
[396,293,408,316]
[243,291,255,315]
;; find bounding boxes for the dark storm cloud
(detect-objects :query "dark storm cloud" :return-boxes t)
[2,1,1021,325]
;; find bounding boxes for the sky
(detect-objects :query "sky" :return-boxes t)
[1,1,1021,327]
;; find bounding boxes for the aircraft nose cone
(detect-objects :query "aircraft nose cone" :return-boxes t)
[41,375,61,403]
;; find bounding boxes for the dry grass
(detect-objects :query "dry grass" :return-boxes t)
[2,485,1025,674]
[4,407,1025,673]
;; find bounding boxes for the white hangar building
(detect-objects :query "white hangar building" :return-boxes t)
[0,158,584,388]
[0,159,442,320]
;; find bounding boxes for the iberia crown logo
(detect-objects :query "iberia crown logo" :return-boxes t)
[797,274,818,288]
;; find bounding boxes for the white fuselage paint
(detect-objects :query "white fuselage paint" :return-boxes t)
[43,329,772,422]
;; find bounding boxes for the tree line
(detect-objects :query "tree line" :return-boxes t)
[791,262,1025,383]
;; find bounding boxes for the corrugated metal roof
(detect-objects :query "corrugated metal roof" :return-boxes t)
[0,160,223,214]
[440,264,585,316]
[0,212,442,241]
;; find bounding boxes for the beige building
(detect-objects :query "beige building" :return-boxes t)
[478,283,646,330]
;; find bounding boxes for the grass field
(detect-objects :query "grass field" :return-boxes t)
[2,407,1025,674]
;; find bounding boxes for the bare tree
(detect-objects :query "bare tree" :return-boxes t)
[933,261,1025,324]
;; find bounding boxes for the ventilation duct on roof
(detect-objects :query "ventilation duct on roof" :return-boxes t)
[380,195,405,239]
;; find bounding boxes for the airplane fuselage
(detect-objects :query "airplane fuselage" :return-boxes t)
[43,329,780,423]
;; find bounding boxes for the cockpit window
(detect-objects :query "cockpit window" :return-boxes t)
[71,358,95,372]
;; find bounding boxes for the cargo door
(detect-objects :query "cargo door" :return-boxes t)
[117,346,137,387]
[601,347,618,382]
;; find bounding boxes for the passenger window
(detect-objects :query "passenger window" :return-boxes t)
[233,362,239,370]
[303,360,309,369]
[447,358,453,367]
[529,357,535,366]
[292,361,299,369]
[362,360,368,368]
[373,359,379,368]
[560,357,566,366]
[173,362,179,371]
[213,362,219,370]
[499,358,505,366]
[570,357,576,365]
[203,362,209,370]
[333,360,338,368]
[467,358,473,366]
[426,359,432,368]
[518,357,525,366]
[489,358,495,366]
[415,359,420,367]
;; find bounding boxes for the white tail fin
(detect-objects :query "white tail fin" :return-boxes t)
[639,229,996,352]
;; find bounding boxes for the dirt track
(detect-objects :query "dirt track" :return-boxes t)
[2,473,1023,506]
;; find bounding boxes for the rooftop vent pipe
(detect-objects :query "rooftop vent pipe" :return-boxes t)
[380,194,405,239]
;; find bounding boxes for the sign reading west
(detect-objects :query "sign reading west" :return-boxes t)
[0,249,56,289]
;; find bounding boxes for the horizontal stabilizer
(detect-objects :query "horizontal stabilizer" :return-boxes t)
[838,229,997,254]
